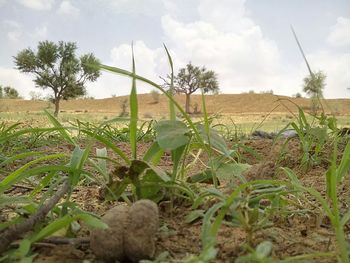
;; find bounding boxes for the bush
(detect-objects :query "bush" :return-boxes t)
[294,92,302,98]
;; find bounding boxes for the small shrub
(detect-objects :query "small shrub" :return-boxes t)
[192,102,201,114]
[119,99,129,117]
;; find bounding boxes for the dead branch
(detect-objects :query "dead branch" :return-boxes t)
[0,178,70,254]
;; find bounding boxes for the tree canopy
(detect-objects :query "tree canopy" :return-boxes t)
[0,85,21,99]
[14,41,100,116]
[303,70,326,98]
[163,62,219,113]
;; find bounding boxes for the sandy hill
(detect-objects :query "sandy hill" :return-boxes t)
[1,94,350,115]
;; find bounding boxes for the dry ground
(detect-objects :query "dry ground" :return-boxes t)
[1,94,350,116]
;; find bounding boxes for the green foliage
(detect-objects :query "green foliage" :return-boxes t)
[303,70,326,98]
[281,137,350,263]
[14,41,101,116]
[162,62,219,113]
[0,86,21,99]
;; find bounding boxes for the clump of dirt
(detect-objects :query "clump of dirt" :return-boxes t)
[90,205,129,262]
[90,199,159,263]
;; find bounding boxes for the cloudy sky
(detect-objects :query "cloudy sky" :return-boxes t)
[0,0,349,99]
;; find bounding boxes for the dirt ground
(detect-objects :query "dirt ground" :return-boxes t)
[3,136,346,263]
[2,93,350,116]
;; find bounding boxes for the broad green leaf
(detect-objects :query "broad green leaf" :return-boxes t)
[217,163,251,183]
[96,148,108,175]
[155,120,190,150]
[256,241,272,258]
[143,141,164,165]
[197,124,230,156]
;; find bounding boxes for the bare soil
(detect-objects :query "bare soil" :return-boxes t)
[2,93,350,116]
[4,136,347,263]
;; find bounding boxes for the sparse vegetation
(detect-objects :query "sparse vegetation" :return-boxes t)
[1,37,350,263]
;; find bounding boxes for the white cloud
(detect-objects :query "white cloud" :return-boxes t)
[327,17,350,47]
[2,20,22,42]
[32,25,47,39]
[57,0,80,17]
[0,67,37,99]
[0,0,7,7]
[16,0,55,11]
[161,14,285,94]
[109,0,165,16]
[197,0,254,33]
[86,1,350,99]
[306,51,350,98]
[87,40,168,98]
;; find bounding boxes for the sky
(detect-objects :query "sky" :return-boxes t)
[0,0,349,99]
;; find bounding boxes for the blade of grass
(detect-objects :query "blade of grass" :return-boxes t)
[130,43,138,160]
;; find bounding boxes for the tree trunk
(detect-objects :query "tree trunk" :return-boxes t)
[185,93,191,114]
[54,98,60,117]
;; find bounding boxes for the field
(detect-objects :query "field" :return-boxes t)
[1,92,350,263]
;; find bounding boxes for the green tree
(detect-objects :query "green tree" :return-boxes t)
[163,62,219,113]
[303,71,326,114]
[3,86,21,99]
[14,41,101,116]
[303,70,326,98]
[0,86,3,98]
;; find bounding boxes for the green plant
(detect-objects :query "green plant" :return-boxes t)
[281,137,350,263]
[235,241,274,263]
[0,113,109,259]
[275,105,332,170]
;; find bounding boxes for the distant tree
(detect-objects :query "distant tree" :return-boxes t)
[0,86,3,98]
[303,70,326,98]
[162,62,219,113]
[14,41,101,116]
[303,71,326,114]
[294,92,302,98]
[2,86,21,99]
